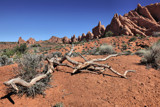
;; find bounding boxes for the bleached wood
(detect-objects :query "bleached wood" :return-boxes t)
[4,44,135,93]
[4,73,47,91]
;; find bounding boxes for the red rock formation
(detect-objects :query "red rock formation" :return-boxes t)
[26,38,36,44]
[18,37,26,44]
[81,33,86,41]
[106,3,160,36]
[71,35,77,43]
[78,36,82,41]
[86,31,94,41]
[62,36,70,44]
[48,36,63,43]
[92,21,105,38]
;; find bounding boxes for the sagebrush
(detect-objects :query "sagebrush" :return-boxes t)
[7,54,52,98]
[140,41,160,69]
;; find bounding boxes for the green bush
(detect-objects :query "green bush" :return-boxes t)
[103,31,113,38]
[15,43,27,54]
[31,44,41,47]
[2,43,27,58]
[2,49,15,57]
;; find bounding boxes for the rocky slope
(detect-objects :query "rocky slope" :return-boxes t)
[18,3,160,44]
[106,3,160,36]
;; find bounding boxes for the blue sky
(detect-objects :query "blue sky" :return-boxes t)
[0,0,159,42]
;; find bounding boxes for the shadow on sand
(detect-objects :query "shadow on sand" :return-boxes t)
[1,92,15,104]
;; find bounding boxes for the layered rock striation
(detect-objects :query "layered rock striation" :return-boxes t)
[106,3,160,36]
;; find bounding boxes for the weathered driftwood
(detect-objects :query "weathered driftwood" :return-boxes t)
[4,44,135,92]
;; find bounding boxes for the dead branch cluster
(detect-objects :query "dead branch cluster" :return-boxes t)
[4,44,135,92]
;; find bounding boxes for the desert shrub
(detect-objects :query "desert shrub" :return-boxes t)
[98,44,116,55]
[123,50,132,55]
[140,41,160,69]
[81,49,87,55]
[54,45,64,50]
[15,43,27,54]
[135,34,145,39]
[31,44,41,47]
[2,49,15,57]
[135,49,147,57]
[152,32,160,37]
[2,43,27,58]
[39,47,52,52]
[43,52,62,60]
[53,103,64,107]
[7,54,51,98]
[121,43,127,50]
[103,31,113,38]
[52,52,62,57]
[0,55,13,66]
[71,52,80,57]
[129,37,137,42]
[88,47,98,55]
[87,44,116,55]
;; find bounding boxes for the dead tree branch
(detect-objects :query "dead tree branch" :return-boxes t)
[4,44,135,93]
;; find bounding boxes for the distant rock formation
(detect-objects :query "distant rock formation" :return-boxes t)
[78,36,82,41]
[26,38,36,44]
[86,31,94,41]
[71,35,77,43]
[106,3,160,36]
[18,37,26,44]
[81,33,86,41]
[92,21,105,38]
[62,36,70,44]
[17,3,160,44]
[48,36,63,43]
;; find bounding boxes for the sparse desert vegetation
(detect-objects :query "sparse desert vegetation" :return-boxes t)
[1,35,160,107]
[0,2,160,107]
[140,40,160,69]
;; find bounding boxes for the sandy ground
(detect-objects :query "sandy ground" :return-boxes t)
[0,55,160,107]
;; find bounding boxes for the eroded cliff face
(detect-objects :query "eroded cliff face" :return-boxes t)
[106,3,160,36]
[18,3,160,44]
